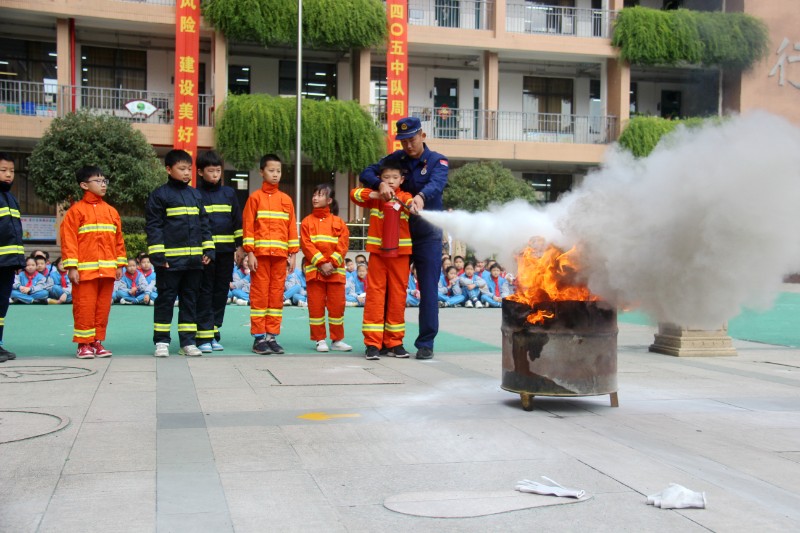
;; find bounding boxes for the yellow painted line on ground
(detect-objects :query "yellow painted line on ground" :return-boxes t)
[297,412,362,421]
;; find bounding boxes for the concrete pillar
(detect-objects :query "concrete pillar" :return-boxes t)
[493,0,507,37]
[56,18,72,114]
[649,323,737,357]
[211,31,228,123]
[351,48,371,106]
[606,57,630,140]
[482,51,499,140]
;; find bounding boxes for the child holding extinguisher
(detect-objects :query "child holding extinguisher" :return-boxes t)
[300,183,352,353]
[349,160,413,360]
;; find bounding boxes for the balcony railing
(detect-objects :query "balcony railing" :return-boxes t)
[115,0,176,6]
[371,105,617,144]
[0,80,214,126]
[408,0,494,30]
[506,3,614,38]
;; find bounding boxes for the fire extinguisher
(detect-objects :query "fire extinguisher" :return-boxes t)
[380,198,403,257]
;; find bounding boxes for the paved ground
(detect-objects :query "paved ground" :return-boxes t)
[1,298,799,532]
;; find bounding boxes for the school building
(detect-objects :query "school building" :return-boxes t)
[0,0,797,241]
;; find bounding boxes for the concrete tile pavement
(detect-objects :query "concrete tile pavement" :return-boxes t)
[1,307,799,532]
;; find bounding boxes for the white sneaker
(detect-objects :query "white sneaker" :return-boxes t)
[179,345,203,357]
[283,298,292,306]
[330,340,353,352]
[465,300,474,308]
[154,342,169,357]
[148,300,155,306]
[475,301,484,308]
[119,299,132,305]
[315,340,330,352]
[235,298,249,306]
[173,300,179,307]
[345,301,357,307]
[298,300,308,308]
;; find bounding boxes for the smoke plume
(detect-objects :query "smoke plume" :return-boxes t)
[422,111,800,328]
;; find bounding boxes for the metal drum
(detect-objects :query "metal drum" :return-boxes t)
[501,299,618,411]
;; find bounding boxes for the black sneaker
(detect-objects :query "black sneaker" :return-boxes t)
[365,346,380,360]
[415,347,434,360]
[0,346,15,360]
[379,346,390,356]
[266,338,284,354]
[0,353,7,363]
[252,337,272,355]
[389,345,409,358]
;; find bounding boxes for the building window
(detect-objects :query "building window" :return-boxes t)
[522,173,573,203]
[370,65,387,122]
[81,46,146,90]
[630,82,638,114]
[228,65,250,95]
[0,38,57,83]
[278,61,336,101]
[523,76,574,133]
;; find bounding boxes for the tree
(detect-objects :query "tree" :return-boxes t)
[27,111,164,210]
[443,161,539,212]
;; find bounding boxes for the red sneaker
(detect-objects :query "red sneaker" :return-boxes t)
[76,344,95,359]
[91,341,112,358]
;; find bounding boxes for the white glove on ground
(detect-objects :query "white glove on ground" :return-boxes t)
[516,477,586,499]
[646,483,706,509]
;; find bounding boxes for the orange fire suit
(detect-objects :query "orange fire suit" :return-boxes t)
[242,182,299,335]
[60,191,126,344]
[349,187,413,349]
[300,207,349,342]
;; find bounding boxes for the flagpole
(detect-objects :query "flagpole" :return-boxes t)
[295,0,303,226]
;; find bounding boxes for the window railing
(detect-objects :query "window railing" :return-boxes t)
[114,0,176,6]
[506,3,615,38]
[0,81,215,125]
[408,0,495,30]
[371,105,617,144]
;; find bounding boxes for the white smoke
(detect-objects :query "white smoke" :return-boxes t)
[422,111,800,328]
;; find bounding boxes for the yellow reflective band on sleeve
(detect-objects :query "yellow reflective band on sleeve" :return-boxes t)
[354,188,366,202]
[303,265,316,274]
[308,316,325,325]
[234,229,243,238]
[164,247,204,257]
[205,204,232,213]
[384,323,406,333]
[256,210,290,220]
[311,252,324,265]
[0,207,20,218]
[366,237,382,246]
[334,267,346,276]
[0,245,26,255]
[331,252,343,264]
[399,239,412,247]
[201,241,215,249]
[369,208,383,219]
[212,235,235,244]
[154,323,171,332]
[177,323,197,332]
[242,238,254,246]
[148,244,165,254]
[288,239,299,248]
[310,235,338,244]
[166,207,200,217]
[116,257,127,266]
[362,323,384,332]
[78,223,117,234]
[62,258,78,268]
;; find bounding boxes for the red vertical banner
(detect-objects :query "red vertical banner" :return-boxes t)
[174,0,200,184]
[386,0,409,153]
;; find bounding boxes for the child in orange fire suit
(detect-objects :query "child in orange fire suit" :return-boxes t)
[242,154,299,355]
[300,183,352,353]
[349,160,413,360]
[60,166,126,359]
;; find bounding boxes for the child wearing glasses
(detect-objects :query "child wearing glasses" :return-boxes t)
[60,166,127,359]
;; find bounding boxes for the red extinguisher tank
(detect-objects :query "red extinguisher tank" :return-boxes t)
[381,200,401,257]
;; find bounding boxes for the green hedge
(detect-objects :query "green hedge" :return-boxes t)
[216,94,385,172]
[443,161,538,212]
[202,0,387,49]
[617,116,716,158]
[121,216,146,235]
[612,7,769,70]
[123,233,148,260]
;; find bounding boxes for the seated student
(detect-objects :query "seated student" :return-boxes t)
[48,257,72,304]
[439,256,452,286]
[406,264,420,307]
[474,258,486,278]
[354,254,367,268]
[283,260,307,307]
[481,262,511,308]
[345,262,367,307]
[437,265,465,307]
[453,255,465,276]
[481,259,496,283]
[459,261,489,308]
[137,253,157,306]
[344,258,356,283]
[11,257,49,304]
[32,250,53,276]
[230,255,251,305]
[114,258,148,304]
[33,255,54,297]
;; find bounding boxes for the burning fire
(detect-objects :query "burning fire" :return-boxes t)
[508,242,599,324]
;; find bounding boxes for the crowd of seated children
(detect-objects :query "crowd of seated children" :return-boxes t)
[437,266,465,307]
[459,261,489,308]
[283,260,307,307]
[229,255,251,305]
[345,262,367,307]
[114,258,148,304]
[406,264,420,307]
[48,257,72,304]
[11,257,49,304]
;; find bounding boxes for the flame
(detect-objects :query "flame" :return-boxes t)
[508,242,599,324]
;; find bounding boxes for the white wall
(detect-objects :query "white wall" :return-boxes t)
[231,55,280,95]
